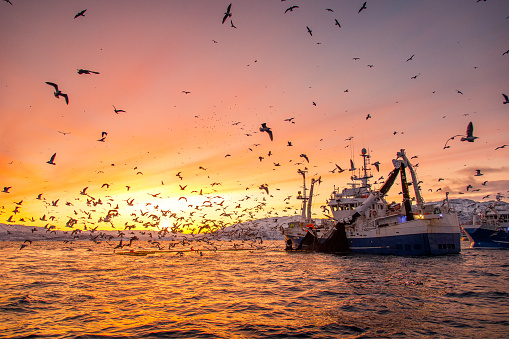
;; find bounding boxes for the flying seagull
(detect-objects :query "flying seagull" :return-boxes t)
[222,3,232,24]
[77,69,99,75]
[112,105,125,114]
[47,153,56,165]
[285,5,298,13]
[358,2,367,13]
[45,82,69,104]
[474,169,483,176]
[259,123,273,141]
[502,93,509,104]
[406,54,415,62]
[334,19,341,28]
[74,9,86,19]
[306,26,312,36]
[460,122,478,142]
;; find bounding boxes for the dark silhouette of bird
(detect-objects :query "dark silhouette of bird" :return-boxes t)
[335,164,345,173]
[259,184,269,194]
[287,141,293,146]
[366,114,371,120]
[230,20,237,28]
[3,186,12,193]
[300,154,309,163]
[352,57,360,60]
[285,5,298,13]
[259,123,273,141]
[502,93,509,104]
[182,91,191,94]
[358,2,367,13]
[373,161,380,172]
[411,74,420,79]
[325,8,334,12]
[74,9,86,19]
[77,69,99,75]
[460,122,478,142]
[406,54,415,62]
[222,3,232,24]
[97,132,108,142]
[112,105,125,114]
[47,153,56,165]
[334,19,341,28]
[312,101,316,106]
[503,50,509,56]
[495,145,508,150]
[306,26,312,36]
[3,0,13,5]
[456,90,463,95]
[482,181,488,186]
[284,117,295,123]
[45,82,69,104]
[474,169,483,176]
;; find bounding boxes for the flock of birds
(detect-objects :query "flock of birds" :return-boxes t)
[1,1,508,252]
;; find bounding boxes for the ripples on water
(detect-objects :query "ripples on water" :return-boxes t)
[1,241,508,338]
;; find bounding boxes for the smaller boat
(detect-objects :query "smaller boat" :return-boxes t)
[461,200,509,249]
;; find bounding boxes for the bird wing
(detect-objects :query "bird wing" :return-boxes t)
[46,82,58,90]
[466,122,474,137]
[503,93,508,102]
[61,93,69,104]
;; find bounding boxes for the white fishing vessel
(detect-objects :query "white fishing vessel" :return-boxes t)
[282,149,461,255]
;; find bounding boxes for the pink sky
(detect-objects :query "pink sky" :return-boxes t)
[1,1,508,230]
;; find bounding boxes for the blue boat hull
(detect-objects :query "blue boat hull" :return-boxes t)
[287,232,461,255]
[462,226,509,249]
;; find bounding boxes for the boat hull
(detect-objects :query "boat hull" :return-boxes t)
[461,226,509,249]
[285,232,460,255]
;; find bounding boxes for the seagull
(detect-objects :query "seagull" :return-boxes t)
[456,90,463,95]
[482,181,488,186]
[259,184,269,194]
[259,123,273,141]
[373,161,380,172]
[466,184,473,191]
[287,141,293,146]
[325,8,334,12]
[182,91,191,94]
[502,49,509,56]
[406,54,415,62]
[495,145,508,150]
[358,2,367,13]
[74,9,86,19]
[474,169,483,176]
[77,69,99,75]
[460,122,478,142]
[222,3,232,24]
[112,105,125,114]
[306,26,312,36]
[285,5,298,13]
[97,132,108,142]
[300,154,309,163]
[335,164,345,173]
[45,82,69,104]
[366,114,371,120]
[502,93,509,104]
[334,19,341,28]
[230,20,237,28]
[3,0,13,5]
[46,153,56,165]
[3,187,11,193]
[284,117,295,123]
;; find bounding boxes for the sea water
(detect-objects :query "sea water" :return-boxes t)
[1,241,508,338]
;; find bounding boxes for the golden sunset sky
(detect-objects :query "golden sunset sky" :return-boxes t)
[1,0,508,231]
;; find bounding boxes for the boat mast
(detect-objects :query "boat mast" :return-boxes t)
[297,169,308,222]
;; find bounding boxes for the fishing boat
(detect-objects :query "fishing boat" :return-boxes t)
[281,148,461,255]
[461,200,509,249]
